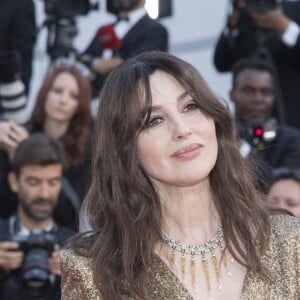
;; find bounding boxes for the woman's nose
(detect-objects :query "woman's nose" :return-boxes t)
[172,118,192,140]
[59,93,68,104]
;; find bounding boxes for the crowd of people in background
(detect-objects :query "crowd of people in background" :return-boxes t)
[0,0,169,298]
[214,0,300,213]
[0,0,300,299]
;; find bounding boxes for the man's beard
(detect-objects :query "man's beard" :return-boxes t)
[19,196,56,222]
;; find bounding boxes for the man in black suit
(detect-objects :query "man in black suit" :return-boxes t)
[214,0,300,130]
[0,133,75,300]
[0,0,36,93]
[230,58,300,170]
[80,0,169,97]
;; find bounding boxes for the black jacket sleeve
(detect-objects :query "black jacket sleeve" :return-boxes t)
[11,0,37,91]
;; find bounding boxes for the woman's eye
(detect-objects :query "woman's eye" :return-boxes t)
[145,116,164,128]
[183,101,199,112]
[52,88,62,94]
[70,93,79,100]
[286,200,299,208]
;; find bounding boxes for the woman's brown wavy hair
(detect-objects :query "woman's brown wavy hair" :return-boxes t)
[70,51,270,299]
[31,66,92,169]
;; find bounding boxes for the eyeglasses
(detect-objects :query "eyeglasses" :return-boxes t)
[49,57,92,79]
[271,167,300,182]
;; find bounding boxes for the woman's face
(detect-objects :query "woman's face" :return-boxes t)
[267,179,300,218]
[137,71,218,188]
[45,72,80,123]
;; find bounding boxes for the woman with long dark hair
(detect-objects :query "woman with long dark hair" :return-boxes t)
[31,62,92,169]
[61,51,300,299]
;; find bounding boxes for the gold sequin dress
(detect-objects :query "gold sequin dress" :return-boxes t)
[61,214,300,299]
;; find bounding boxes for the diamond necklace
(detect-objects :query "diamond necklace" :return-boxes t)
[161,227,234,293]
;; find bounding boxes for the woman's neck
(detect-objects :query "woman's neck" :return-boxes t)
[44,117,69,140]
[159,182,220,245]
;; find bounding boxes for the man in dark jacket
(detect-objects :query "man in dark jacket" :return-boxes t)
[80,0,169,97]
[0,134,75,300]
[230,58,300,170]
[214,0,300,130]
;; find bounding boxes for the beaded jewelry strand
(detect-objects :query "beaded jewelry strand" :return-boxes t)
[162,227,234,293]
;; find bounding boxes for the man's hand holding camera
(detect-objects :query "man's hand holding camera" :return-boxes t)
[0,241,23,272]
[230,0,291,36]
[48,246,62,276]
[0,240,62,276]
[250,7,290,35]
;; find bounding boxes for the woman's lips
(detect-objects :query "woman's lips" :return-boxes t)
[171,144,202,160]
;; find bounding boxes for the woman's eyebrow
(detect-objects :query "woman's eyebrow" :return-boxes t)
[150,91,189,112]
[178,91,189,101]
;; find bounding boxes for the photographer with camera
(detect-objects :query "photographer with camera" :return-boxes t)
[0,133,75,300]
[214,0,300,130]
[230,58,300,171]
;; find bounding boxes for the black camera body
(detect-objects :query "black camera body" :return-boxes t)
[245,0,278,13]
[10,229,57,298]
[241,119,277,150]
[44,0,99,18]
[42,0,99,60]
[234,0,278,13]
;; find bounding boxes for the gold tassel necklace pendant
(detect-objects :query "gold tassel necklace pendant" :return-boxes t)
[162,227,233,294]
[180,252,186,281]
[190,253,196,287]
[201,254,211,292]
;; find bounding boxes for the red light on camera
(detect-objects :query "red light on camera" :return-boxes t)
[254,127,263,137]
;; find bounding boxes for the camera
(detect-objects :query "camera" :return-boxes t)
[244,0,278,13]
[10,229,57,298]
[44,0,99,19]
[241,119,277,150]
[231,0,280,60]
[42,0,99,60]
[233,0,278,13]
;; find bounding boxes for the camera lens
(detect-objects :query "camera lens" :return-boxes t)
[22,248,52,297]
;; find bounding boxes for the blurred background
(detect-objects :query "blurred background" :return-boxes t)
[30,0,231,115]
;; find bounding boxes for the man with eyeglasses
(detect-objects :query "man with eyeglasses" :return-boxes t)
[80,0,169,98]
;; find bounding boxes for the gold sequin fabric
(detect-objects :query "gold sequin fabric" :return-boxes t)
[61,213,300,299]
